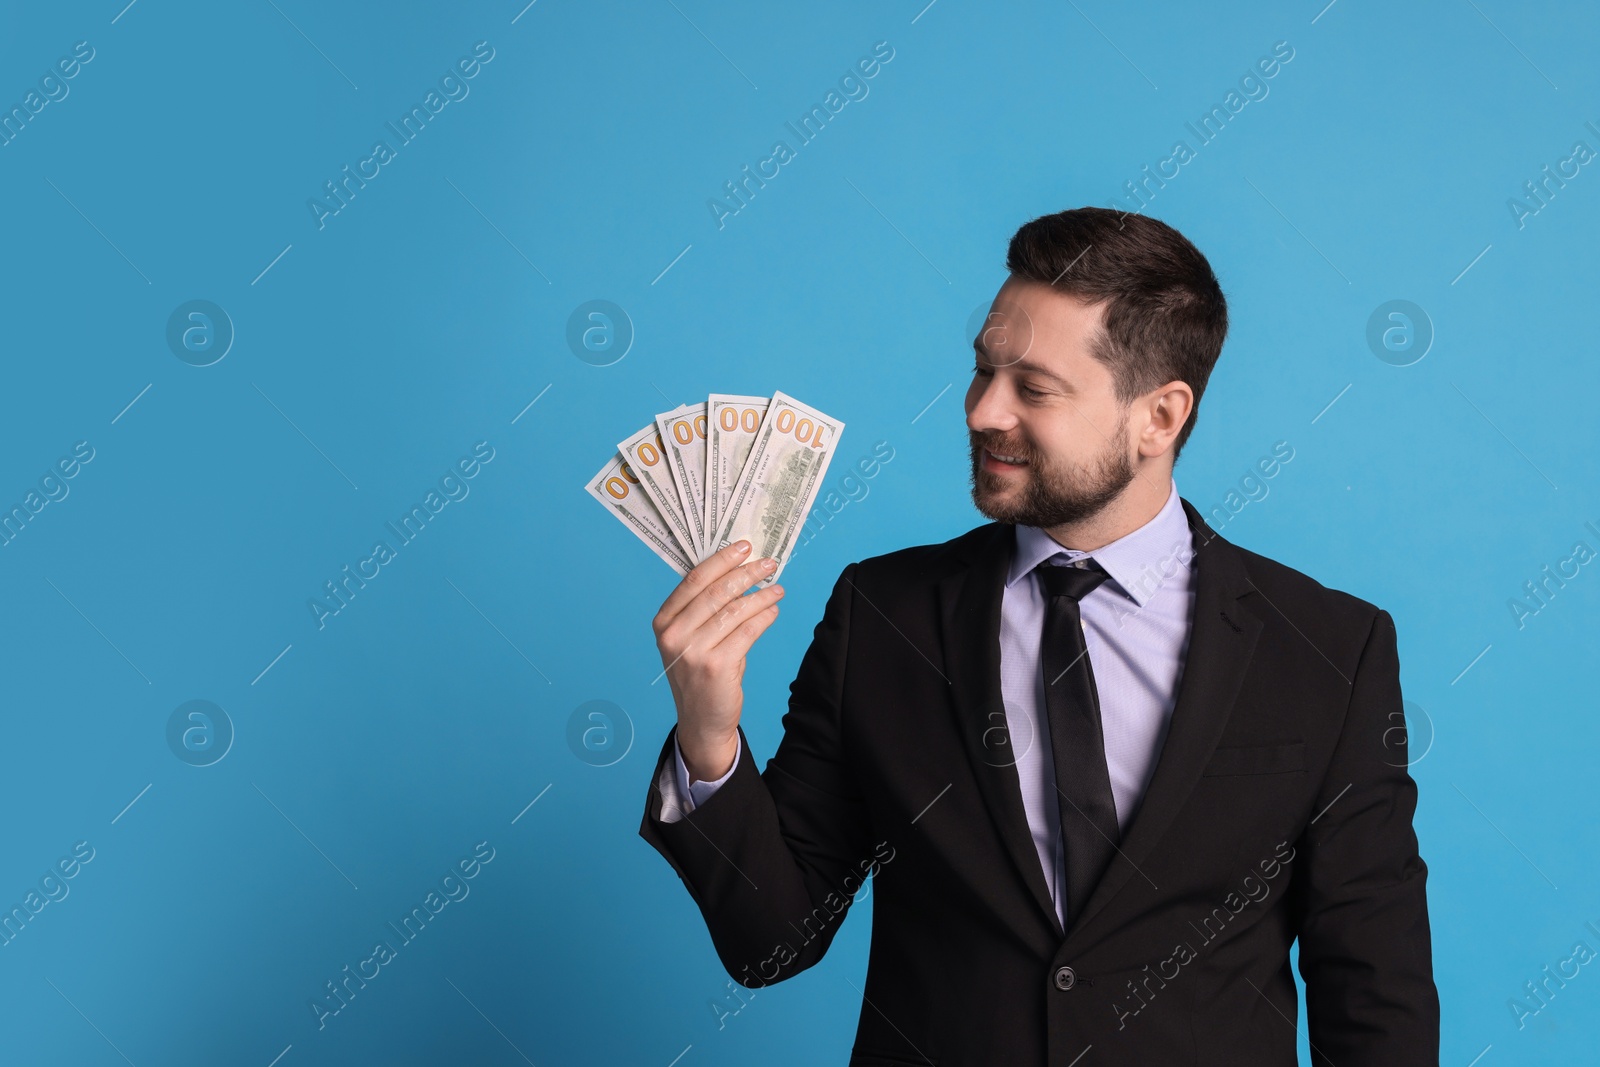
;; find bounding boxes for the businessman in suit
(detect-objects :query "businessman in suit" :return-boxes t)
[639,207,1439,1065]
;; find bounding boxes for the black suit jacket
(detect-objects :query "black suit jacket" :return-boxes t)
[641,499,1439,1066]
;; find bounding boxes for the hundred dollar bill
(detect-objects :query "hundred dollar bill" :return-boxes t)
[657,402,710,557]
[705,394,769,555]
[618,420,699,564]
[586,452,692,576]
[714,390,844,586]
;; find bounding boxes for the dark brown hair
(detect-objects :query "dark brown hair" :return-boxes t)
[1005,208,1227,460]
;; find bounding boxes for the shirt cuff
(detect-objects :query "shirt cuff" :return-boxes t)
[656,733,742,825]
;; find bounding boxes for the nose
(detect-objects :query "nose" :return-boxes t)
[966,372,1016,435]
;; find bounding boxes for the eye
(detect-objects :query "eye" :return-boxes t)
[972,363,993,378]
[1019,383,1046,398]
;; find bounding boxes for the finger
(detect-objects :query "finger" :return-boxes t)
[655,540,754,632]
[675,554,779,636]
[701,583,784,647]
[658,582,781,686]
[708,599,781,660]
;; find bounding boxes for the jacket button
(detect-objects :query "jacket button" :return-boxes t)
[1053,966,1076,991]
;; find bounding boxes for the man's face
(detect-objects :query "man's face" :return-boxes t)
[964,277,1137,528]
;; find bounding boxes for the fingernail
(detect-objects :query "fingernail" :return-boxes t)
[759,557,776,572]
[735,540,751,555]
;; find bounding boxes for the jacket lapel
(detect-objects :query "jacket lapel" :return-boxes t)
[937,522,1065,936]
[1065,498,1261,940]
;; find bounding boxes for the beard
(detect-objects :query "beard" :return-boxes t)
[968,415,1135,528]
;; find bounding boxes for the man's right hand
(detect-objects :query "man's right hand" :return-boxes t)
[652,540,785,784]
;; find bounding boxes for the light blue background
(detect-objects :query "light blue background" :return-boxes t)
[1,1,1596,1064]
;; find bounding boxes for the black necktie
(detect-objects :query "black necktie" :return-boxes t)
[1036,558,1118,929]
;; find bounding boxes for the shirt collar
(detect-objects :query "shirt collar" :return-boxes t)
[1005,478,1193,608]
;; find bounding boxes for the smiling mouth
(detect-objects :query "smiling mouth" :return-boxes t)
[983,448,1028,470]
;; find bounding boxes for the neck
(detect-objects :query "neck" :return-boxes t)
[1042,464,1173,552]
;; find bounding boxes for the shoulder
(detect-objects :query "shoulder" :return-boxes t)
[811,523,1003,615]
[1221,535,1393,662]
[848,522,1004,586]
[1183,495,1385,633]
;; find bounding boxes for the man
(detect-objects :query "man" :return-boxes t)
[639,208,1439,1065]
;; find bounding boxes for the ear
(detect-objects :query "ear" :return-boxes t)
[1135,380,1194,459]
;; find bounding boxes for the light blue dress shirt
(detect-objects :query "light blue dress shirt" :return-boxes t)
[658,480,1198,931]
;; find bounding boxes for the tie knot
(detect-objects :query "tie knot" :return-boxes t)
[1035,558,1109,601]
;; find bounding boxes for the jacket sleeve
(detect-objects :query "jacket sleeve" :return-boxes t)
[638,562,882,986]
[654,732,743,823]
[1293,608,1440,1066]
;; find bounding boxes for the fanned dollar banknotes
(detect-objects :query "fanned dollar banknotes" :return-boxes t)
[587,390,844,584]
